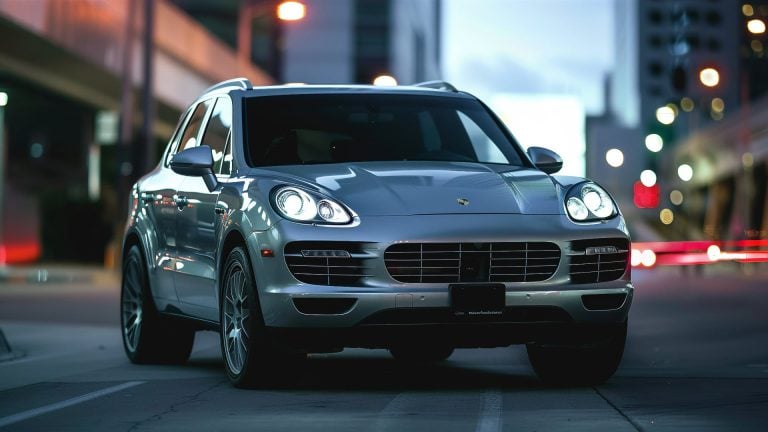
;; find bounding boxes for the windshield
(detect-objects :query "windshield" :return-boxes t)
[244,93,527,167]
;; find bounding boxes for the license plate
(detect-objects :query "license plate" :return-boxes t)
[450,284,505,317]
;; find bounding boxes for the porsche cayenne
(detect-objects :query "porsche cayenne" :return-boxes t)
[121,78,633,387]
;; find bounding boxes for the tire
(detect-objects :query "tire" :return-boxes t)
[121,245,195,364]
[389,345,455,363]
[526,322,627,386]
[221,246,297,388]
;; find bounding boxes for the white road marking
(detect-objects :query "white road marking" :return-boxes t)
[0,381,145,428]
[475,389,502,432]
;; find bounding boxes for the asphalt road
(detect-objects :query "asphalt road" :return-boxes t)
[1,266,767,431]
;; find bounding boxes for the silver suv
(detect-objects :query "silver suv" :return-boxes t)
[121,78,632,387]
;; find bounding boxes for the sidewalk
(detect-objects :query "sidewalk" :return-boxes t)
[0,264,118,286]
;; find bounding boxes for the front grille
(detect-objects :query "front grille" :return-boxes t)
[284,242,372,286]
[384,242,561,283]
[569,239,630,284]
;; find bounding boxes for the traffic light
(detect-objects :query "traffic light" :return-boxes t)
[633,181,660,208]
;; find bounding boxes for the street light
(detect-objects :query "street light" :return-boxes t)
[277,1,306,21]
[373,75,397,86]
[238,0,307,79]
[747,18,766,34]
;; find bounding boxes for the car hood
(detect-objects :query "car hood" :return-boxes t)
[259,162,564,216]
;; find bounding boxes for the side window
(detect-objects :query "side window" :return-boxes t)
[220,132,233,175]
[163,109,193,167]
[200,97,232,174]
[177,100,211,154]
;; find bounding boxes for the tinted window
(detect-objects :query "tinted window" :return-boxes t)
[200,97,232,174]
[177,100,211,154]
[163,108,193,167]
[244,94,526,167]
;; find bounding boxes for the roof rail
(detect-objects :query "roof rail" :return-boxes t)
[203,77,252,94]
[413,80,458,92]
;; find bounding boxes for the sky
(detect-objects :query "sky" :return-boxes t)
[442,0,615,115]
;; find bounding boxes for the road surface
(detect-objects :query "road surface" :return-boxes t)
[1,265,767,431]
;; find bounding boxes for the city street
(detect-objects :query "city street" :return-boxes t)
[1,267,767,431]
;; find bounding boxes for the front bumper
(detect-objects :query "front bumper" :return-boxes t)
[245,213,632,336]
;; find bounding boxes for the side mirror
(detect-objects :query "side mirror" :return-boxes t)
[527,147,563,174]
[170,145,218,191]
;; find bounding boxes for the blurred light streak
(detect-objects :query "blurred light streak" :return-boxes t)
[0,242,42,264]
[630,240,768,268]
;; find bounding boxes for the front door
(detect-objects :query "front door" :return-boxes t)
[173,97,232,321]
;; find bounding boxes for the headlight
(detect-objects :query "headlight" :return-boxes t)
[272,186,352,224]
[565,183,617,222]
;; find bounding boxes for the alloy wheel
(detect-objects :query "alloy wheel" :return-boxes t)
[122,256,144,353]
[223,263,251,374]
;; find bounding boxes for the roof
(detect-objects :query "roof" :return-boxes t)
[203,78,469,99]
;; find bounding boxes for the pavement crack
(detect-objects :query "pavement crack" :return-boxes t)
[125,380,226,432]
[592,386,644,432]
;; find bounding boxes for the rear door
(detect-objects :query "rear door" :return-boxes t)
[174,96,232,321]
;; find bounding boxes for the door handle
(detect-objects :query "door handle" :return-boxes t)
[173,195,189,208]
[140,192,155,204]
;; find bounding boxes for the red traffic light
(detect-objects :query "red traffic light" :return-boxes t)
[633,181,660,208]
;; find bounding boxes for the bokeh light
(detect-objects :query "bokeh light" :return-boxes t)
[373,75,397,86]
[605,148,624,167]
[660,208,674,225]
[645,133,663,152]
[277,1,306,21]
[680,97,694,112]
[640,169,657,187]
[711,98,724,113]
[670,190,684,205]
[699,68,720,87]
[748,18,766,34]
[707,245,721,262]
[678,164,694,181]
[656,106,675,124]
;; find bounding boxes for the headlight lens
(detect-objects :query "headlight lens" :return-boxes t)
[566,197,589,220]
[565,183,616,222]
[273,186,352,224]
[581,184,614,218]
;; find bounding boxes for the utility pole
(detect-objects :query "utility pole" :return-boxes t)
[140,0,156,173]
[118,0,137,198]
